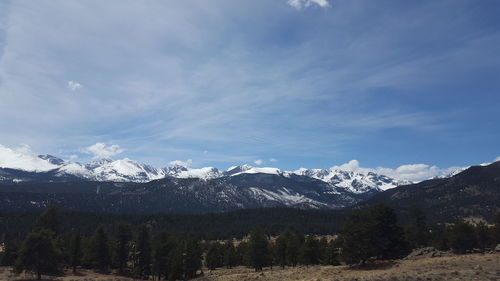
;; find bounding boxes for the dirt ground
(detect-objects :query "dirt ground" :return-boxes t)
[1,253,499,281]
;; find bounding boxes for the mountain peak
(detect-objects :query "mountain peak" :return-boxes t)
[38,154,66,166]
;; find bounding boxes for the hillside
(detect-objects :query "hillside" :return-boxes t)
[360,161,500,222]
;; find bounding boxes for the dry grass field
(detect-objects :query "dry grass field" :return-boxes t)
[1,253,499,281]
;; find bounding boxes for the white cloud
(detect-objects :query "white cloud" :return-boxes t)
[331,159,360,172]
[331,160,466,182]
[254,159,263,165]
[84,142,123,159]
[169,159,193,168]
[495,156,500,162]
[269,158,278,163]
[288,0,330,10]
[67,81,82,91]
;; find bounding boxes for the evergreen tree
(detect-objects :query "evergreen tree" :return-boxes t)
[317,237,329,265]
[341,205,407,264]
[405,206,428,249]
[236,241,249,266]
[115,223,132,274]
[370,205,408,259]
[275,233,289,268]
[90,226,111,272]
[35,205,60,234]
[299,235,319,265]
[340,209,374,264]
[286,233,301,267]
[168,245,184,281]
[153,233,176,280]
[69,231,82,273]
[493,213,500,244]
[449,220,477,254]
[183,239,202,279]
[134,224,152,279]
[206,242,223,270]
[1,235,18,266]
[323,240,340,265]
[247,231,270,271]
[14,229,61,280]
[475,222,492,250]
[223,241,237,269]
[429,225,449,251]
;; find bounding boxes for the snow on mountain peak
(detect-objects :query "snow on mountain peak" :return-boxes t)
[231,167,282,176]
[0,145,60,172]
[174,167,221,180]
[85,158,166,182]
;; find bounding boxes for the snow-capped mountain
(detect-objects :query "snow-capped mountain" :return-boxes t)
[0,144,480,213]
[164,164,222,180]
[0,144,446,197]
[0,146,407,194]
[84,158,167,182]
[0,145,60,172]
[294,168,409,193]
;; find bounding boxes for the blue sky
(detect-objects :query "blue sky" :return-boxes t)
[0,0,499,177]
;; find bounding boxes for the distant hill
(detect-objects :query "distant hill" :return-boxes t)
[360,161,500,222]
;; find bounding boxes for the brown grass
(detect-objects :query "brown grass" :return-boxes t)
[1,253,499,281]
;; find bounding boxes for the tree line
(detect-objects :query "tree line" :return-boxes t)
[1,205,500,280]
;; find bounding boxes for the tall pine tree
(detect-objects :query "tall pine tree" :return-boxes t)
[134,224,152,279]
[115,223,132,274]
[14,229,61,280]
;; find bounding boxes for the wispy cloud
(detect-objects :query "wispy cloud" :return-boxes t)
[0,0,498,169]
[331,160,465,182]
[67,81,82,91]
[288,0,331,10]
[254,159,264,165]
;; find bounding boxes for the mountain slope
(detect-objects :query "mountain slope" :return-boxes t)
[360,161,500,222]
[0,173,366,213]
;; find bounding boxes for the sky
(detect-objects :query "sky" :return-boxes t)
[0,0,499,181]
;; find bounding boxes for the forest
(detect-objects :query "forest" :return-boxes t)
[1,205,499,280]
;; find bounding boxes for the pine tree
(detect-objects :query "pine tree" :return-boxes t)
[0,234,18,266]
[493,213,500,244]
[247,231,270,271]
[275,233,289,268]
[223,240,237,269]
[134,224,152,279]
[405,206,428,249]
[206,242,223,270]
[449,220,477,254]
[183,239,202,279]
[168,244,184,281]
[14,229,61,280]
[299,235,319,265]
[370,205,408,260]
[317,237,329,265]
[286,233,301,267]
[35,205,59,234]
[323,240,340,265]
[341,205,407,264]
[91,226,111,272]
[70,231,82,273]
[115,223,132,274]
[153,232,176,280]
[475,222,492,251]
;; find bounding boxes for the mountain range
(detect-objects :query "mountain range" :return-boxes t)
[0,146,418,212]
[0,146,409,193]
[5,144,498,219]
